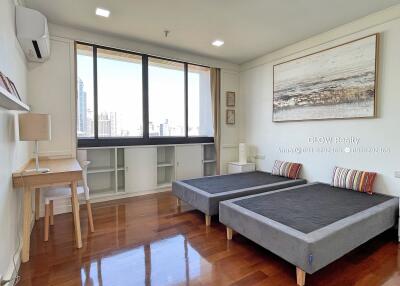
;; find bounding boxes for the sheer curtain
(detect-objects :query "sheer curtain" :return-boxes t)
[210,68,221,175]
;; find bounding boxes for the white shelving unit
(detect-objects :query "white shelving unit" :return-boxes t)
[203,143,216,176]
[0,85,30,111]
[116,148,125,192]
[77,148,125,198]
[77,143,216,201]
[157,146,175,186]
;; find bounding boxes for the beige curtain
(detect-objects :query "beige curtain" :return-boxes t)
[211,68,221,175]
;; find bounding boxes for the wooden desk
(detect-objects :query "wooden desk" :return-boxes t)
[13,158,83,263]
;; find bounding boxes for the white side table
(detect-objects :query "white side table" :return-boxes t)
[228,162,256,174]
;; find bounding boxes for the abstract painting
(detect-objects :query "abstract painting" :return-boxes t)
[273,34,378,122]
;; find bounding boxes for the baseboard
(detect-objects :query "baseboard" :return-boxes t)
[37,188,172,216]
[3,211,34,286]
[90,188,171,204]
[222,144,238,149]
[3,245,21,286]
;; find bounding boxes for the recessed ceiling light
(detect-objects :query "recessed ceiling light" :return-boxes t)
[212,40,224,47]
[96,8,110,18]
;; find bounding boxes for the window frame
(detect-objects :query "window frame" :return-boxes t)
[75,42,214,147]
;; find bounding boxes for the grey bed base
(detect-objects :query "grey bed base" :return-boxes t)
[172,174,306,217]
[219,182,398,283]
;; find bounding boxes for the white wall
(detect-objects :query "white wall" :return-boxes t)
[29,24,240,170]
[240,5,400,195]
[0,0,30,280]
[28,37,76,158]
[221,70,240,174]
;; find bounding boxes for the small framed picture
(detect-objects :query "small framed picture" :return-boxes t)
[226,109,235,125]
[226,91,235,107]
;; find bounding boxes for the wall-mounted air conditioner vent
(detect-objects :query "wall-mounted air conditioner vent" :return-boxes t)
[16,6,50,62]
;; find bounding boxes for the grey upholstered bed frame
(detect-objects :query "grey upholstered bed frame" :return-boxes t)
[172,171,306,226]
[219,182,399,286]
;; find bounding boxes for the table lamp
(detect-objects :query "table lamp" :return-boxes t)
[19,113,51,173]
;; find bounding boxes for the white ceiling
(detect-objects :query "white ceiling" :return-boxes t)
[24,0,400,64]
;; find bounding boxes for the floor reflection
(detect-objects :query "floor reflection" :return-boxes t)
[80,235,205,286]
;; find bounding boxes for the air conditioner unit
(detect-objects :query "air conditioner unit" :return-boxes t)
[16,6,50,62]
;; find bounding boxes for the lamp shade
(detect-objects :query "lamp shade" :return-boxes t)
[19,113,51,141]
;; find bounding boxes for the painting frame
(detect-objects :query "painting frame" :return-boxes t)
[272,33,379,122]
[226,91,236,107]
[226,109,235,125]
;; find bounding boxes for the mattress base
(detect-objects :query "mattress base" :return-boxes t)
[172,173,306,216]
[219,184,398,274]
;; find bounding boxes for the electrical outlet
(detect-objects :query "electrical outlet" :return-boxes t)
[395,171,400,178]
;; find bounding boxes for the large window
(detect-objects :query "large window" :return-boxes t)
[188,65,213,137]
[76,44,95,138]
[149,58,185,137]
[76,42,214,147]
[97,48,143,137]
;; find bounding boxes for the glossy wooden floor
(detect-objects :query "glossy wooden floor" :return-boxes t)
[19,191,400,286]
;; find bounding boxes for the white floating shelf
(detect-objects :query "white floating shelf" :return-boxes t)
[0,85,30,111]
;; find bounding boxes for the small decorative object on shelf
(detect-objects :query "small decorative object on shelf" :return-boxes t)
[226,91,236,107]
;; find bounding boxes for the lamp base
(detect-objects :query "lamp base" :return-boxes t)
[23,168,50,174]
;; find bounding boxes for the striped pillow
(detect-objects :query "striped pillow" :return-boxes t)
[331,166,377,194]
[272,160,302,179]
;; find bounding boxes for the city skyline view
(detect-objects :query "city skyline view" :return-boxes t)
[77,46,213,138]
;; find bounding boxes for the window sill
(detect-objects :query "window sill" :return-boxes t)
[77,137,214,148]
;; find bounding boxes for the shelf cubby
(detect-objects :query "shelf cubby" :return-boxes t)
[203,144,216,162]
[157,165,174,186]
[117,148,125,169]
[202,144,216,176]
[156,146,175,186]
[87,171,116,197]
[203,162,216,177]
[117,169,125,193]
[80,147,126,198]
[87,148,116,172]
[157,146,175,166]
